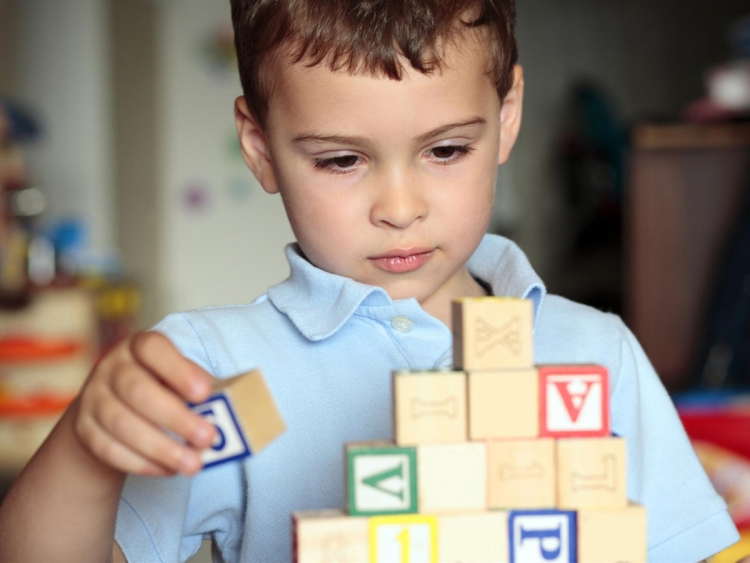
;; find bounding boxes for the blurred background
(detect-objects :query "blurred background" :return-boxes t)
[1,0,750,560]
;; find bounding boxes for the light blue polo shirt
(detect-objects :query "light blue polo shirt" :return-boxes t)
[115,234,739,562]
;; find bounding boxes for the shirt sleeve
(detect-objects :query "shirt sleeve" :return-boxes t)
[610,317,739,562]
[114,313,246,563]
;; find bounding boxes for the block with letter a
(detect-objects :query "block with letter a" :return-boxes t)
[539,365,610,438]
[346,442,418,516]
[509,510,576,563]
[369,514,438,563]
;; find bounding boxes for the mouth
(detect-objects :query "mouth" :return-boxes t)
[368,248,435,274]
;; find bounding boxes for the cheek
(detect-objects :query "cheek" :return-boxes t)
[437,157,496,231]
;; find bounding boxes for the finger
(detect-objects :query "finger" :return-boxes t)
[129,332,214,403]
[77,414,174,477]
[93,390,203,475]
[111,365,215,449]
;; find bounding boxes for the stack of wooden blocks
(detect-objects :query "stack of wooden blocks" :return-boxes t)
[294,297,648,563]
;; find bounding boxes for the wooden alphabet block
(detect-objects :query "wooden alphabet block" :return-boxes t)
[557,437,627,509]
[508,510,577,563]
[293,510,369,563]
[393,370,467,446]
[468,369,539,440]
[346,442,418,516]
[539,365,610,438]
[417,442,487,513]
[452,297,534,371]
[191,369,285,469]
[578,503,647,563]
[369,514,438,563]
[488,438,556,509]
[438,512,509,563]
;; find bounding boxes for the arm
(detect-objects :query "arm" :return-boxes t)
[0,332,215,563]
[113,542,128,563]
[0,404,125,562]
[610,319,739,561]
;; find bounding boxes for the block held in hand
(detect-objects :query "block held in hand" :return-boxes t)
[191,368,285,469]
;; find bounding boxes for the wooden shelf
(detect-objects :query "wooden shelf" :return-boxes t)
[633,122,750,151]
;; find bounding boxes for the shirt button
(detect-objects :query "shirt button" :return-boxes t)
[391,316,414,333]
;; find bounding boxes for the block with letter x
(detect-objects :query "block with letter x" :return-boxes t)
[452,297,534,371]
[190,369,286,470]
[346,442,418,516]
[539,365,610,438]
[509,509,577,563]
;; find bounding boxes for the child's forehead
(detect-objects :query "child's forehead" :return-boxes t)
[266,34,499,133]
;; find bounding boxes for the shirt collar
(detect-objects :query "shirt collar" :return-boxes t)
[267,233,547,341]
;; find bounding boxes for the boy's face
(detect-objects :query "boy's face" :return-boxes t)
[237,34,523,309]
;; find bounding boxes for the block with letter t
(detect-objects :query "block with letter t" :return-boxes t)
[557,437,627,509]
[190,369,286,469]
[539,365,610,438]
[487,438,556,509]
[346,442,419,516]
[509,509,577,563]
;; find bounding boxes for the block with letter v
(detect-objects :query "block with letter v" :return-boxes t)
[346,442,418,517]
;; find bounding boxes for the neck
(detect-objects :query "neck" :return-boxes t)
[420,267,489,329]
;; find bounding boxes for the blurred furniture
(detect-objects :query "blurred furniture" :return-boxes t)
[0,287,97,477]
[627,122,750,390]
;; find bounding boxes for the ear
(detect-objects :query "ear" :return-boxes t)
[234,97,280,194]
[498,65,524,166]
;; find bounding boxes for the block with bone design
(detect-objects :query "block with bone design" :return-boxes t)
[393,370,467,445]
[294,297,646,563]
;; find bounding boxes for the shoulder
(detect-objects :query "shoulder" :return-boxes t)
[151,295,298,377]
[535,294,629,365]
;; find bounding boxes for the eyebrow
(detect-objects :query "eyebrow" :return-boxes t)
[292,116,487,148]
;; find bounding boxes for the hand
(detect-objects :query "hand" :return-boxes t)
[72,331,216,477]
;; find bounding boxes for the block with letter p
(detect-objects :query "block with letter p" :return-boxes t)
[347,442,418,516]
[191,369,285,469]
[509,510,576,563]
[539,365,610,438]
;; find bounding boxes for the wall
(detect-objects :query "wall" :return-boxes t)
[509,0,749,277]
[11,0,115,256]
[0,1,15,94]
[111,0,160,327]
[155,0,294,317]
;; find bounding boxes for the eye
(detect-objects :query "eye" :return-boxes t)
[428,144,474,164]
[313,154,361,174]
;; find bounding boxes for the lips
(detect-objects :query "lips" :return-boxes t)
[369,248,435,274]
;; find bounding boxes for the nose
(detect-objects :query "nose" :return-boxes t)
[370,169,427,230]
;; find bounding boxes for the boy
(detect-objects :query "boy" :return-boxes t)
[0,0,740,561]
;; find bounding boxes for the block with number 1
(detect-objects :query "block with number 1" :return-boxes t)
[190,369,286,469]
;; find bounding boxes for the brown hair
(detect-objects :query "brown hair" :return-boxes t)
[230,0,518,128]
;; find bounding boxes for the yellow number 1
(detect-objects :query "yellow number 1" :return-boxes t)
[396,526,410,563]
